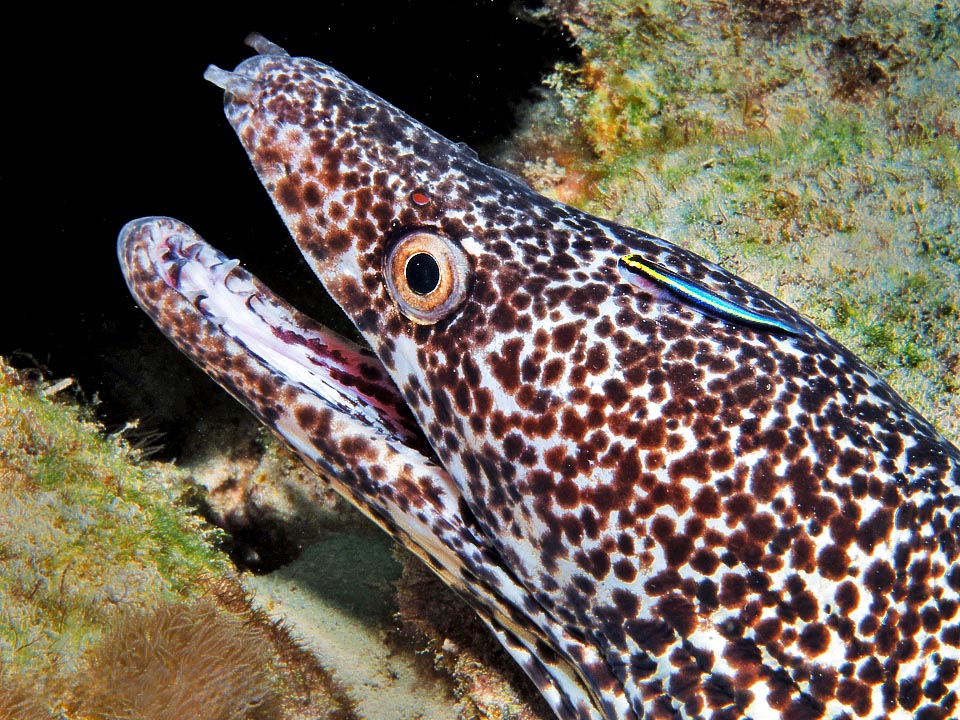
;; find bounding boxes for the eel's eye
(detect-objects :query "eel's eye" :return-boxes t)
[384,230,470,324]
[405,252,441,295]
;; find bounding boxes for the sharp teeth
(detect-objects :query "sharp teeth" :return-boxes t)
[183,289,207,306]
[179,240,203,260]
[212,258,241,284]
[244,33,289,57]
[204,65,259,100]
[206,313,229,330]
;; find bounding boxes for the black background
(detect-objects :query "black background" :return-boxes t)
[5,4,574,453]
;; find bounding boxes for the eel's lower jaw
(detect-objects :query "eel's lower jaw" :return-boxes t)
[117,216,427,452]
[118,216,634,720]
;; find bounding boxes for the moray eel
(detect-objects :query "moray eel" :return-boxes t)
[119,35,960,720]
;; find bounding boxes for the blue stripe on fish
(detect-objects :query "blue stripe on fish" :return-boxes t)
[618,253,803,335]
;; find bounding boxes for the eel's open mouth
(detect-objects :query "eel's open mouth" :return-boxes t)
[118,216,427,452]
[117,215,620,720]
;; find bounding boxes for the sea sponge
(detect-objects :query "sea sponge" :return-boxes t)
[73,598,280,720]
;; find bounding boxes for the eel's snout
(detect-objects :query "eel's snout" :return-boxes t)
[117,215,174,266]
[203,34,289,105]
[117,216,426,447]
[117,216,192,302]
[117,216,234,306]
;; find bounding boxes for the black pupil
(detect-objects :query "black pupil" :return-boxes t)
[405,252,441,295]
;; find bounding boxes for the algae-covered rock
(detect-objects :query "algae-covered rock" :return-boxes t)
[0,360,357,720]
[0,359,227,677]
[502,0,959,445]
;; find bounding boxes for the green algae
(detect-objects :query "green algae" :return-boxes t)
[503,0,960,443]
[0,361,358,720]
[0,360,228,680]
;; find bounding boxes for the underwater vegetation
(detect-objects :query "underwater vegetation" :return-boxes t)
[69,597,279,719]
[504,0,959,446]
[69,581,358,720]
[0,358,227,676]
[0,360,357,719]
[0,676,49,720]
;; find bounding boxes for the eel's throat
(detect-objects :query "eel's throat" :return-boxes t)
[117,216,628,720]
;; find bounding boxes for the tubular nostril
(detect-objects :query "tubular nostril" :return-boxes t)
[244,33,289,57]
[203,65,259,100]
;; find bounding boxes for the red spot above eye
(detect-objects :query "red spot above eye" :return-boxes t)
[411,191,430,205]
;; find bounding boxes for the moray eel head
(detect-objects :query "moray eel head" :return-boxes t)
[121,35,960,720]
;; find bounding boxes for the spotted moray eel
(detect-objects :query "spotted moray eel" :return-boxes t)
[118,35,960,720]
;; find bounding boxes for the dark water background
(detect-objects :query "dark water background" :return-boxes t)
[4,4,574,456]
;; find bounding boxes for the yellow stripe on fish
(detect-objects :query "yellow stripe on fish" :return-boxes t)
[618,254,802,335]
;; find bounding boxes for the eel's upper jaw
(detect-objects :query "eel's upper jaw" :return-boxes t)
[117,216,426,451]
[117,217,632,720]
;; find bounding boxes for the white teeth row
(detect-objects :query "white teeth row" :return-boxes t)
[156,233,256,314]
[211,257,240,284]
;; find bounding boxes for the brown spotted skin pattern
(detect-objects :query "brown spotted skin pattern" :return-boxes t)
[118,216,629,720]
[126,37,960,720]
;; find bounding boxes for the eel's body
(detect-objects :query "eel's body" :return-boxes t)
[119,36,960,720]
